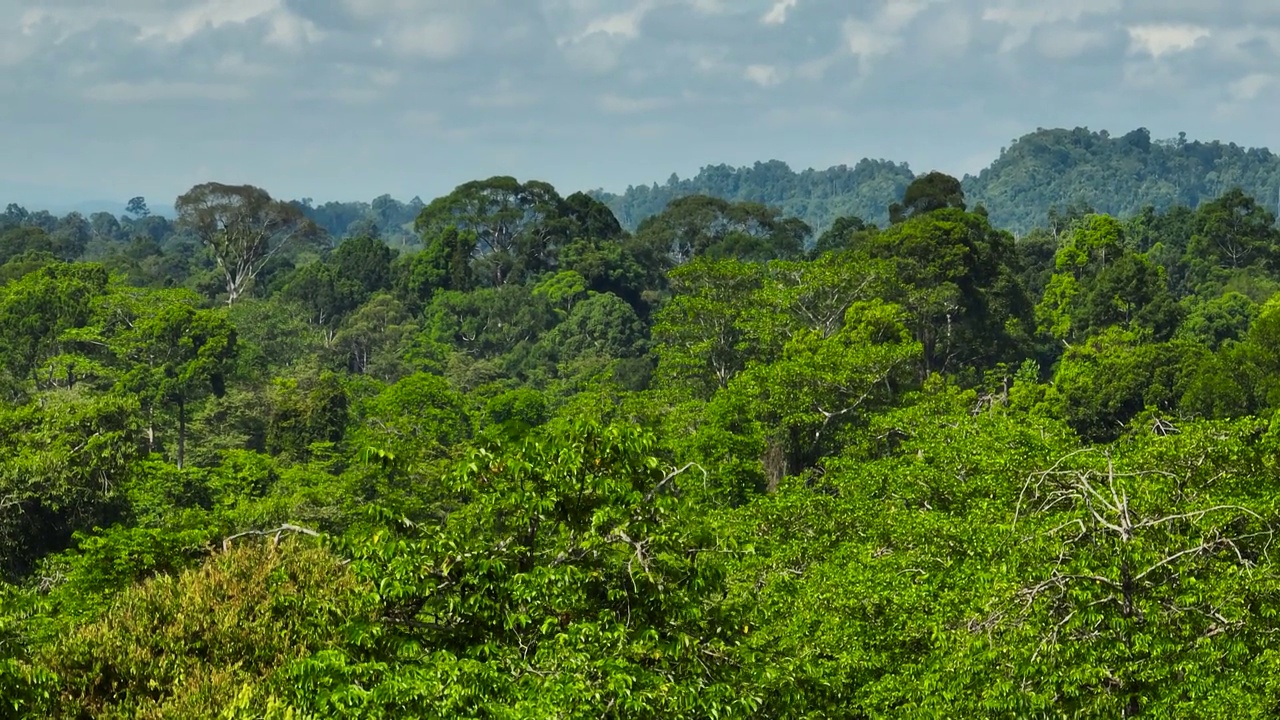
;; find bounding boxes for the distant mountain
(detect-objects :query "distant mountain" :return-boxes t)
[593,128,1280,236]
[964,127,1280,233]
[11,127,1280,239]
[36,201,176,219]
[590,159,916,234]
[0,179,175,219]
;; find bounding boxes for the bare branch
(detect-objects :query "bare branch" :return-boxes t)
[222,523,322,550]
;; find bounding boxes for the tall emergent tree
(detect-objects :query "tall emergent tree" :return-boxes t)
[125,196,150,219]
[112,292,238,469]
[413,177,567,287]
[175,183,320,304]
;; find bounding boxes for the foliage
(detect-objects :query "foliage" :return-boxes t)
[8,156,1280,718]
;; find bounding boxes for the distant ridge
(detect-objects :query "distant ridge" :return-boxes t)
[591,127,1280,235]
[9,127,1280,238]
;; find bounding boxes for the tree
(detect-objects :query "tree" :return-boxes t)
[413,177,567,286]
[652,258,766,397]
[0,226,54,266]
[1079,253,1182,341]
[1037,214,1180,345]
[561,191,625,241]
[89,212,123,243]
[1005,435,1280,716]
[718,298,920,490]
[0,391,144,579]
[0,262,110,391]
[393,227,477,310]
[310,420,752,717]
[113,292,238,469]
[51,212,91,260]
[175,183,321,304]
[889,171,966,223]
[634,196,809,264]
[278,262,362,342]
[333,292,414,379]
[855,208,1033,373]
[2,204,28,227]
[809,214,872,257]
[1178,292,1258,350]
[331,234,394,297]
[125,196,150,218]
[1188,188,1278,271]
[539,291,648,363]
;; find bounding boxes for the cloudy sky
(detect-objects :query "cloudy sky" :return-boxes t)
[2,0,1278,210]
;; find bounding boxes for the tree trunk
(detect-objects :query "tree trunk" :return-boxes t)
[763,435,790,493]
[177,397,186,470]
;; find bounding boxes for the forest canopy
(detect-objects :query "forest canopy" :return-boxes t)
[5,128,1280,717]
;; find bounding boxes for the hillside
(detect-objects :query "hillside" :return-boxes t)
[590,158,915,233]
[593,127,1280,235]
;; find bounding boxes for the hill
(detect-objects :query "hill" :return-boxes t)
[592,127,1280,235]
[590,159,916,234]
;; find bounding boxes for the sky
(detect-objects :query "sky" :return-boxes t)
[2,0,1280,211]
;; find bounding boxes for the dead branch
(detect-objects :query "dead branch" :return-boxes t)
[644,462,706,503]
[222,523,322,550]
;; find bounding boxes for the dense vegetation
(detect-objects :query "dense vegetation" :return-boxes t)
[593,127,1280,235]
[6,133,1280,716]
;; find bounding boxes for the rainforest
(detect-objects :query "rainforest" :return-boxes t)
[6,127,1280,718]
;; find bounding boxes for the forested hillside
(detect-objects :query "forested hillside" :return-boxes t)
[591,158,916,232]
[6,168,1280,717]
[593,127,1280,236]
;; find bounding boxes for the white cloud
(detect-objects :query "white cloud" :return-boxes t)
[263,10,324,49]
[84,80,251,102]
[687,0,729,15]
[1228,72,1274,101]
[565,0,656,42]
[8,0,1280,209]
[1037,26,1109,59]
[468,78,539,108]
[137,0,321,48]
[597,93,668,113]
[982,0,1122,52]
[383,15,471,59]
[554,1,657,72]
[841,0,940,67]
[761,0,799,26]
[212,52,278,79]
[842,19,901,63]
[1127,23,1210,57]
[916,6,973,57]
[744,63,786,86]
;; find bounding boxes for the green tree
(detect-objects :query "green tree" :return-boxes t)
[175,182,322,304]
[113,292,238,468]
[1188,188,1278,271]
[301,420,752,717]
[889,170,966,223]
[652,258,765,398]
[332,234,394,297]
[0,391,144,578]
[0,263,110,393]
[634,195,808,264]
[125,196,150,218]
[413,177,567,286]
[856,208,1032,373]
[278,261,363,343]
[808,214,872,257]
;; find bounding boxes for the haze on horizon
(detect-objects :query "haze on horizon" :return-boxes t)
[2,0,1278,210]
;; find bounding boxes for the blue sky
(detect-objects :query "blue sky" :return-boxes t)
[2,0,1279,211]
